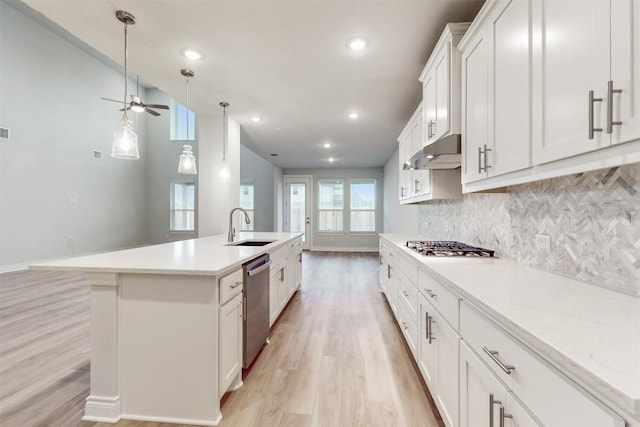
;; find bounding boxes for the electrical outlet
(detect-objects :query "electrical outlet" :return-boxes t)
[534,234,551,252]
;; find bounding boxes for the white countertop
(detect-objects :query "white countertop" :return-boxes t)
[30,232,302,276]
[380,233,640,418]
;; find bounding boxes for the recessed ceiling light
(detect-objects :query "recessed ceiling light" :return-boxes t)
[182,49,203,60]
[348,112,360,119]
[323,143,331,148]
[251,116,262,122]
[328,157,335,162]
[347,37,368,51]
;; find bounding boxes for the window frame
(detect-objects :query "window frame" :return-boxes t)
[239,181,255,231]
[317,179,345,234]
[170,99,196,142]
[349,178,377,234]
[169,180,196,232]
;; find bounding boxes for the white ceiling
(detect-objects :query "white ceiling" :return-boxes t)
[21,0,484,169]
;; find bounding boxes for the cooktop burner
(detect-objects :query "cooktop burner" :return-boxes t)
[406,240,495,257]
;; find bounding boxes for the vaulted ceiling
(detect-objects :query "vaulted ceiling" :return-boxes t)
[21,0,484,169]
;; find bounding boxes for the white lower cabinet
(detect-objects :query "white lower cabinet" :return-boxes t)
[219,291,243,398]
[419,293,460,427]
[460,341,540,427]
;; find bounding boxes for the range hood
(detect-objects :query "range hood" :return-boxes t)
[403,134,461,170]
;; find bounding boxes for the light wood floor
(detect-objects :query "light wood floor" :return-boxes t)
[1,252,441,427]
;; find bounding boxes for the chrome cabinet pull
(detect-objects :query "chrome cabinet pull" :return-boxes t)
[425,289,437,298]
[482,346,515,375]
[483,144,491,170]
[500,406,513,427]
[402,321,409,330]
[400,185,406,198]
[428,315,435,344]
[280,268,285,282]
[490,394,502,427]
[589,90,603,139]
[478,146,483,173]
[402,290,409,297]
[387,265,391,279]
[241,296,247,320]
[379,255,383,266]
[414,179,421,193]
[607,80,622,134]
[427,120,435,139]
[425,312,430,339]
[230,281,242,289]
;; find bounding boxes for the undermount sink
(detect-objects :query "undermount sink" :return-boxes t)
[227,240,276,247]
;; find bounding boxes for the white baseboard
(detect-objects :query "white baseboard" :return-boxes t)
[120,412,223,426]
[82,395,121,423]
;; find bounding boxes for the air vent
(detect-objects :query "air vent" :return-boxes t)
[93,150,102,160]
[0,128,9,140]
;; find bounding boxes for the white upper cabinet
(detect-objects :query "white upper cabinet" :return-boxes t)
[531,0,611,163]
[461,0,532,185]
[419,23,469,145]
[461,0,640,192]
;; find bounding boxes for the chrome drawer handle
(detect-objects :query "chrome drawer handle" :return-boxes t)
[428,315,435,344]
[230,281,243,289]
[607,80,622,134]
[490,393,502,427]
[482,346,515,375]
[500,406,513,427]
[401,321,409,330]
[589,90,603,139]
[425,289,437,298]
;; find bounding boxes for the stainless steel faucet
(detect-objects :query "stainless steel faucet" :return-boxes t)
[228,207,251,242]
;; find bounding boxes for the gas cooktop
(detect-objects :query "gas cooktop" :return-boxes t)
[406,240,495,257]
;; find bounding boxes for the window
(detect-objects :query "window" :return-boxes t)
[318,180,344,232]
[170,100,196,141]
[239,182,254,231]
[170,182,196,231]
[350,179,376,232]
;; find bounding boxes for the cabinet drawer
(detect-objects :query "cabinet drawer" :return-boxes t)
[398,252,418,285]
[460,302,623,427]
[220,268,243,305]
[418,268,460,330]
[397,297,418,357]
[398,271,418,320]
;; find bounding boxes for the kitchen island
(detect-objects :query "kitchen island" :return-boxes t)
[30,232,303,426]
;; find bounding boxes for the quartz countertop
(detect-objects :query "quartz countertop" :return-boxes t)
[380,233,640,418]
[30,232,302,276]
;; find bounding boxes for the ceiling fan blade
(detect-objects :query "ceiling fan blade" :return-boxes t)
[102,97,124,104]
[146,104,169,110]
[145,108,161,117]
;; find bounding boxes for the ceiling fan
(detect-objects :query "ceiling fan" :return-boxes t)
[102,76,169,117]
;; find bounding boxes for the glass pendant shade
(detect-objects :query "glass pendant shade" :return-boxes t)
[219,162,231,182]
[178,144,197,174]
[111,117,140,159]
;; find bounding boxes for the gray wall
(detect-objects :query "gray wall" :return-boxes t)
[284,167,384,251]
[382,149,419,234]
[240,144,280,232]
[0,1,148,268]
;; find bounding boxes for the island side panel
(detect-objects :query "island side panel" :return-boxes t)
[83,272,122,423]
[119,273,221,426]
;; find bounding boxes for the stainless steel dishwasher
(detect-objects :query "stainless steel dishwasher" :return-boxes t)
[242,254,271,368]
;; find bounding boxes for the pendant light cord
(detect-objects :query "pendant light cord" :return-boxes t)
[222,104,227,162]
[185,78,190,143]
[123,22,129,119]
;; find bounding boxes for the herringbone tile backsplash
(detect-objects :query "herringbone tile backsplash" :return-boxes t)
[417,163,640,296]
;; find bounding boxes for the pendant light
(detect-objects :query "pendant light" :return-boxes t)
[219,101,231,182]
[178,69,197,175]
[111,11,139,160]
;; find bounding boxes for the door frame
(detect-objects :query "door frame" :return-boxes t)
[284,175,313,250]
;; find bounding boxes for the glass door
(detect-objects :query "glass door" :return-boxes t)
[284,176,312,250]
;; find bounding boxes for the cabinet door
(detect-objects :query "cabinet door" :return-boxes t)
[460,341,506,427]
[434,311,460,427]
[461,27,490,184]
[418,296,437,390]
[424,72,437,144]
[489,0,532,175]
[434,46,451,140]
[532,0,610,164]
[219,293,243,398]
[611,0,640,145]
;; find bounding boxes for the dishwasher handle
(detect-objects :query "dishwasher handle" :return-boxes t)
[247,259,272,276]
